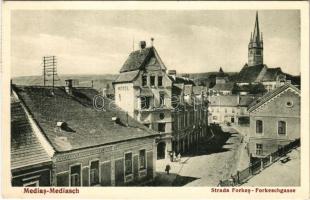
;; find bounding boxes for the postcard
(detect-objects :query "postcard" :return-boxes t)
[1,1,309,199]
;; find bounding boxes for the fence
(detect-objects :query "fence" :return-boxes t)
[219,138,300,186]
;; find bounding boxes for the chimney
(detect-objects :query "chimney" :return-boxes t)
[168,70,177,80]
[150,37,154,46]
[140,41,146,50]
[65,79,73,95]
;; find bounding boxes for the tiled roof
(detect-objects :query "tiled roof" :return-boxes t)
[113,70,140,83]
[13,85,159,152]
[210,82,234,91]
[168,76,195,85]
[171,84,183,96]
[209,95,239,107]
[261,68,282,82]
[11,97,51,171]
[120,48,152,73]
[248,83,300,112]
[237,64,265,82]
[119,47,166,73]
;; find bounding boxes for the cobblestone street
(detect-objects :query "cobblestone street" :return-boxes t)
[154,125,246,186]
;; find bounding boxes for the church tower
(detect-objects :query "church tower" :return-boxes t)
[248,12,263,66]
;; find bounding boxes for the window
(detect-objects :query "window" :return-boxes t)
[286,101,293,107]
[158,76,163,87]
[142,75,147,86]
[216,108,219,113]
[90,160,99,186]
[225,108,227,113]
[119,94,121,101]
[139,149,146,170]
[232,109,235,113]
[213,116,217,120]
[150,76,155,87]
[144,123,150,128]
[141,96,150,109]
[256,120,263,134]
[158,123,166,132]
[159,93,165,106]
[70,165,81,186]
[159,113,165,120]
[256,144,263,155]
[125,153,133,176]
[278,121,286,135]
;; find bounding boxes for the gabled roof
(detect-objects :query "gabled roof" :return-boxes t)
[237,64,265,83]
[11,96,51,171]
[261,68,282,82]
[13,85,159,152]
[171,84,184,96]
[248,83,300,112]
[119,47,166,73]
[113,70,139,84]
[210,82,234,91]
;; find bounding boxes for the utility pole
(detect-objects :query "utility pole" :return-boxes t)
[42,56,60,92]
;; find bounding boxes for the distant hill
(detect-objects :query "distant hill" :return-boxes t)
[12,71,241,91]
[12,74,119,92]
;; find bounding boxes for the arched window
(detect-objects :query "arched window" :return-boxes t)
[256,120,263,134]
[278,121,286,135]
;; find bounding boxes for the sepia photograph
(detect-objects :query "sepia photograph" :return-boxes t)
[1,1,309,199]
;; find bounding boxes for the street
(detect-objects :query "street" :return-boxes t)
[154,125,246,186]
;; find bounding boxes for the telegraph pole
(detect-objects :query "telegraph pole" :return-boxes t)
[42,56,60,91]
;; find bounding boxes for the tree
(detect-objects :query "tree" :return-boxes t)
[249,83,267,95]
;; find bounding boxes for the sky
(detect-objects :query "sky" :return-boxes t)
[11,10,300,77]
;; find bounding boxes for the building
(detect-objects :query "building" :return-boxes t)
[208,68,234,96]
[236,12,299,91]
[113,41,173,159]
[114,41,209,158]
[247,83,300,157]
[11,95,52,186]
[208,95,255,125]
[169,72,209,155]
[11,83,159,186]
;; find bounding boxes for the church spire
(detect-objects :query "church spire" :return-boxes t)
[253,11,261,43]
[248,11,263,67]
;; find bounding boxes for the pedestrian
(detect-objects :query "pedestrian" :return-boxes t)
[177,153,181,163]
[169,152,173,162]
[173,152,176,162]
[217,180,223,187]
[230,174,235,186]
[165,164,171,175]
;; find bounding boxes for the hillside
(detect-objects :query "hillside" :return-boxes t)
[12,74,118,92]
